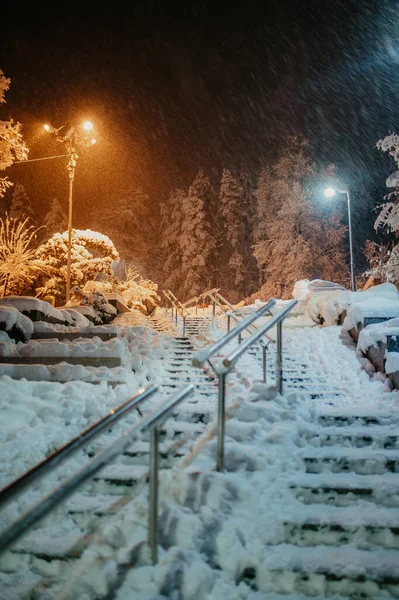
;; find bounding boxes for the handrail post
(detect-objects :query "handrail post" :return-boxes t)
[175,307,178,326]
[149,425,159,564]
[195,299,198,315]
[212,300,216,327]
[276,321,283,394]
[263,345,267,383]
[238,333,242,344]
[216,372,227,472]
[227,314,231,333]
[183,315,186,336]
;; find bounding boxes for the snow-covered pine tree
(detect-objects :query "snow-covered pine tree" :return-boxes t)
[9,182,35,222]
[252,137,347,299]
[218,169,248,297]
[97,185,159,280]
[43,198,67,237]
[0,70,28,198]
[34,229,119,304]
[179,170,216,298]
[159,188,185,293]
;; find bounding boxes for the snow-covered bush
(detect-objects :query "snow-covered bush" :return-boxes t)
[69,287,117,324]
[34,229,119,304]
[0,216,48,297]
[116,267,160,314]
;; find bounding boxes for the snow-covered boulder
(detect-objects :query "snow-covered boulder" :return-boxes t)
[0,296,74,326]
[0,304,34,343]
[60,308,91,328]
[342,297,399,333]
[306,282,399,326]
[63,305,102,325]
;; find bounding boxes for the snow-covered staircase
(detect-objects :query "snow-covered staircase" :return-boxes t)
[249,411,399,596]
[0,312,220,599]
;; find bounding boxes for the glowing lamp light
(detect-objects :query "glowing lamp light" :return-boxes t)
[324,187,336,198]
[91,138,97,145]
[43,124,51,132]
[82,120,93,131]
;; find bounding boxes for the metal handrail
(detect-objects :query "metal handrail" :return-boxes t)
[224,300,297,373]
[0,384,158,510]
[211,291,274,343]
[192,298,276,367]
[0,384,194,564]
[192,299,297,471]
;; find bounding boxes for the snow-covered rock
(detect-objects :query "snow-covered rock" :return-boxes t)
[0,305,34,342]
[0,297,74,326]
[343,297,399,332]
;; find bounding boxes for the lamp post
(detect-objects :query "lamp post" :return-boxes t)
[324,187,356,292]
[44,121,96,302]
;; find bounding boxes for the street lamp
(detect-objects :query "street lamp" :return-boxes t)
[324,187,356,292]
[43,121,97,302]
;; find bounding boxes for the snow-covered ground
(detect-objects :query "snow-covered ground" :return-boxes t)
[1,292,399,599]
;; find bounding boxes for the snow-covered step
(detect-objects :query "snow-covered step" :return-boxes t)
[304,425,399,448]
[279,504,399,549]
[290,472,399,507]
[8,526,87,560]
[65,493,132,516]
[318,411,398,427]
[303,447,399,475]
[0,573,43,600]
[258,544,399,597]
[90,464,149,494]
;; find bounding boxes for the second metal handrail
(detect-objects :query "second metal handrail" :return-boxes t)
[0,384,194,565]
[192,299,297,471]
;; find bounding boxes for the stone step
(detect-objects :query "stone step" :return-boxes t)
[8,526,87,560]
[279,504,399,549]
[290,473,399,508]
[318,412,397,428]
[258,544,399,597]
[303,448,399,475]
[0,356,122,367]
[304,425,399,448]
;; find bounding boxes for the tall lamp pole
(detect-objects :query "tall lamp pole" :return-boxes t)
[325,187,356,292]
[44,121,96,302]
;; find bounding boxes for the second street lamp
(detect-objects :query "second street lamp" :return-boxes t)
[44,121,97,303]
[324,186,356,292]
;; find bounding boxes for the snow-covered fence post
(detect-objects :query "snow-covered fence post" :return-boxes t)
[217,372,227,472]
[276,321,283,393]
[263,345,267,383]
[149,426,159,564]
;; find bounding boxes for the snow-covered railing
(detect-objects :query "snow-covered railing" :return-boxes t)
[0,384,158,510]
[0,384,194,565]
[192,299,297,472]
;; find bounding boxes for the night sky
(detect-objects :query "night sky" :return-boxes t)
[1,0,399,261]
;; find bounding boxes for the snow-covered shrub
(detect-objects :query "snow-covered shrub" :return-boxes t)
[34,229,119,304]
[0,216,48,297]
[116,266,160,315]
[69,287,117,324]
